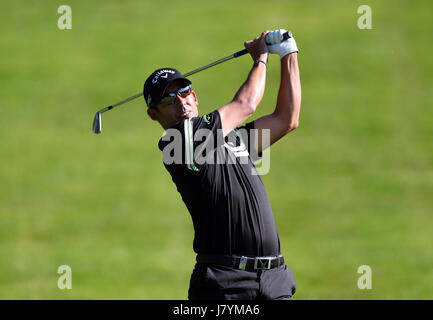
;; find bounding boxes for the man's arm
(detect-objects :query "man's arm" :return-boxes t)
[218,31,269,136]
[254,51,301,153]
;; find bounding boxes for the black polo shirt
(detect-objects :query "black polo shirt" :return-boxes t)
[158,110,280,256]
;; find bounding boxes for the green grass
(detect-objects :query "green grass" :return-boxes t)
[1,0,432,299]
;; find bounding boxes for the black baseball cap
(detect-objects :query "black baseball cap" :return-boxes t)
[143,68,191,108]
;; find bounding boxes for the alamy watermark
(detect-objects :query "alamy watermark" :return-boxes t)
[57,265,72,290]
[57,5,72,30]
[161,127,271,175]
[357,265,372,290]
[357,5,372,29]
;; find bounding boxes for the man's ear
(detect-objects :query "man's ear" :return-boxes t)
[147,107,159,121]
[192,91,198,105]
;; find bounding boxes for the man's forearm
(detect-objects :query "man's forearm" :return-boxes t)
[233,53,268,113]
[275,53,301,131]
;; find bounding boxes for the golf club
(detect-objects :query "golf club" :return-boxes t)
[92,31,293,134]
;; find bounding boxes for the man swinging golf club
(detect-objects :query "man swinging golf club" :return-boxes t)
[144,29,301,300]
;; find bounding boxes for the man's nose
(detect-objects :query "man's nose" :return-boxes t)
[175,94,188,107]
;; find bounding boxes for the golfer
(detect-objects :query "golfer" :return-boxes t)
[143,29,301,300]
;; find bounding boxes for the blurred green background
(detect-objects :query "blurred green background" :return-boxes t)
[1,0,432,299]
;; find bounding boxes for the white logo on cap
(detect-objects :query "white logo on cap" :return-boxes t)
[152,69,175,84]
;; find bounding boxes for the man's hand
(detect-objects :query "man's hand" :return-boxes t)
[266,29,298,59]
[244,31,270,62]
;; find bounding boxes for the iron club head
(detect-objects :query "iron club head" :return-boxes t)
[92,111,102,134]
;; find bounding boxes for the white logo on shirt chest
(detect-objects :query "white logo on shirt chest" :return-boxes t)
[223,134,249,158]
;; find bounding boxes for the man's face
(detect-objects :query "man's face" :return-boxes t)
[147,80,199,129]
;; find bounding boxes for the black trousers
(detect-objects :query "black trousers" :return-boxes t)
[188,263,296,300]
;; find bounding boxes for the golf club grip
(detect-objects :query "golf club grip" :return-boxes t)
[233,31,292,58]
[233,49,248,58]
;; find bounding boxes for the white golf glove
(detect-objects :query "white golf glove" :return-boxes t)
[266,29,298,58]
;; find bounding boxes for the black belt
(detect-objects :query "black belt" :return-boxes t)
[196,254,284,272]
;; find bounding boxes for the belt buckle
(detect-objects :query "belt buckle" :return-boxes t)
[238,256,247,270]
[254,257,272,270]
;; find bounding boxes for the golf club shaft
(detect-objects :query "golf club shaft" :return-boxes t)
[183,49,246,77]
[101,92,144,113]
[98,31,292,113]
[100,49,248,113]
